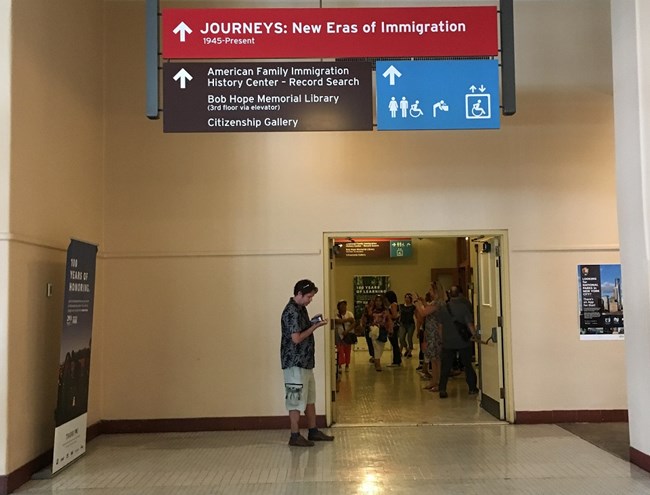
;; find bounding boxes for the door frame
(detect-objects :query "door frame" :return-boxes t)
[322,230,515,425]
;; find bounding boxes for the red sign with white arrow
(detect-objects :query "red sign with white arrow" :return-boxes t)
[162,7,498,59]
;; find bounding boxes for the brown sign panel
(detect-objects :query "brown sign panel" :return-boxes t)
[341,241,390,259]
[163,62,373,132]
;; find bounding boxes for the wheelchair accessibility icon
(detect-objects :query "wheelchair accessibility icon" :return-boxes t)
[465,94,491,119]
[388,97,424,119]
[409,100,424,118]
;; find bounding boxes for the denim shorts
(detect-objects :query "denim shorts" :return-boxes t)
[283,367,315,413]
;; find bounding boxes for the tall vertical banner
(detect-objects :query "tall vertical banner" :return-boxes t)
[53,240,98,474]
[578,264,624,340]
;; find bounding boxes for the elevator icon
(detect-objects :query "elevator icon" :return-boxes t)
[466,94,491,119]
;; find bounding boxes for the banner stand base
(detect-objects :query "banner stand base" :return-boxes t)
[32,455,81,481]
[31,467,53,480]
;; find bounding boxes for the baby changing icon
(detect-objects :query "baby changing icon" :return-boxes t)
[465,89,491,120]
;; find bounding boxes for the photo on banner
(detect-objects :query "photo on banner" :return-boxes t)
[577,264,624,340]
[53,240,98,474]
[353,275,391,321]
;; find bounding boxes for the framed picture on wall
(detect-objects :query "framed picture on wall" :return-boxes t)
[578,264,624,340]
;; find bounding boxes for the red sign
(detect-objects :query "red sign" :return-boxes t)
[163,7,498,59]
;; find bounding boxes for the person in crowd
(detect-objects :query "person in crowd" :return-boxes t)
[415,282,478,398]
[399,293,417,358]
[362,294,392,371]
[385,290,402,367]
[280,279,334,446]
[414,282,444,391]
[447,286,472,375]
[360,299,376,363]
[452,285,476,364]
[415,291,431,374]
[334,299,356,372]
[452,285,473,312]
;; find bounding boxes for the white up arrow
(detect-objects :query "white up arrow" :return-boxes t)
[173,68,193,89]
[173,22,193,42]
[382,65,402,86]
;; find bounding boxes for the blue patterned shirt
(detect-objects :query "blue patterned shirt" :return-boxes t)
[280,298,315,369]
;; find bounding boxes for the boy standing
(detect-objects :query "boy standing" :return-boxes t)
[281,279,335,446]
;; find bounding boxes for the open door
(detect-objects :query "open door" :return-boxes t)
[474,236,506,420]
[326,237,338,425]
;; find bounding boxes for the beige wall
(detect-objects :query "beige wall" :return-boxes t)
[5,0,105,474]
[0,0,11,475]
[0,0,9,236]
[2,0,624,477]
[511,250,624,410]
[100,0,621,425]
[0,242,7,474]
[11,1,104,240]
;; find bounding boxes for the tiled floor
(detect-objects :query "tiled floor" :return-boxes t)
[335,346,500,425]
[16,347,647,494]
[559,422,630,461]
[16,426,650,494]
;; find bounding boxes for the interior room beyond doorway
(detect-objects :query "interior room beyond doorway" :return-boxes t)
[327,234,507,426]
[335,353,500,425]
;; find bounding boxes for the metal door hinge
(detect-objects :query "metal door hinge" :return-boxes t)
[500,388,505,399]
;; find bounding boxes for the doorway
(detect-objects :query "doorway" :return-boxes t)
[323,231,513,426]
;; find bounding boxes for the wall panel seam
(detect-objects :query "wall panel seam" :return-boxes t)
[102,250,322,259]
[0,235,323,259]
[0,234,67,253]
[511,245,620,253]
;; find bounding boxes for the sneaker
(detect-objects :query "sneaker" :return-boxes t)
[369,358,375,363]
[289,435,314,447]
[468,389,479,395]
[388,363,401,367]
[416,365,423,371]
[439,391,449,399]
[308,430,334,442]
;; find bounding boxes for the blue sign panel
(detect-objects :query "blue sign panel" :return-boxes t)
[376,60,500,130]
[390,239,412,258]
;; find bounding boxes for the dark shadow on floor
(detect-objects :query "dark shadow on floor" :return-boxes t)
[558,422,629,461]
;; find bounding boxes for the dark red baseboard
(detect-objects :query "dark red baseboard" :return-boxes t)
[515,409,628,424]
[631,447,650,472]
[0,448,51,495]
[101,415,327,434]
